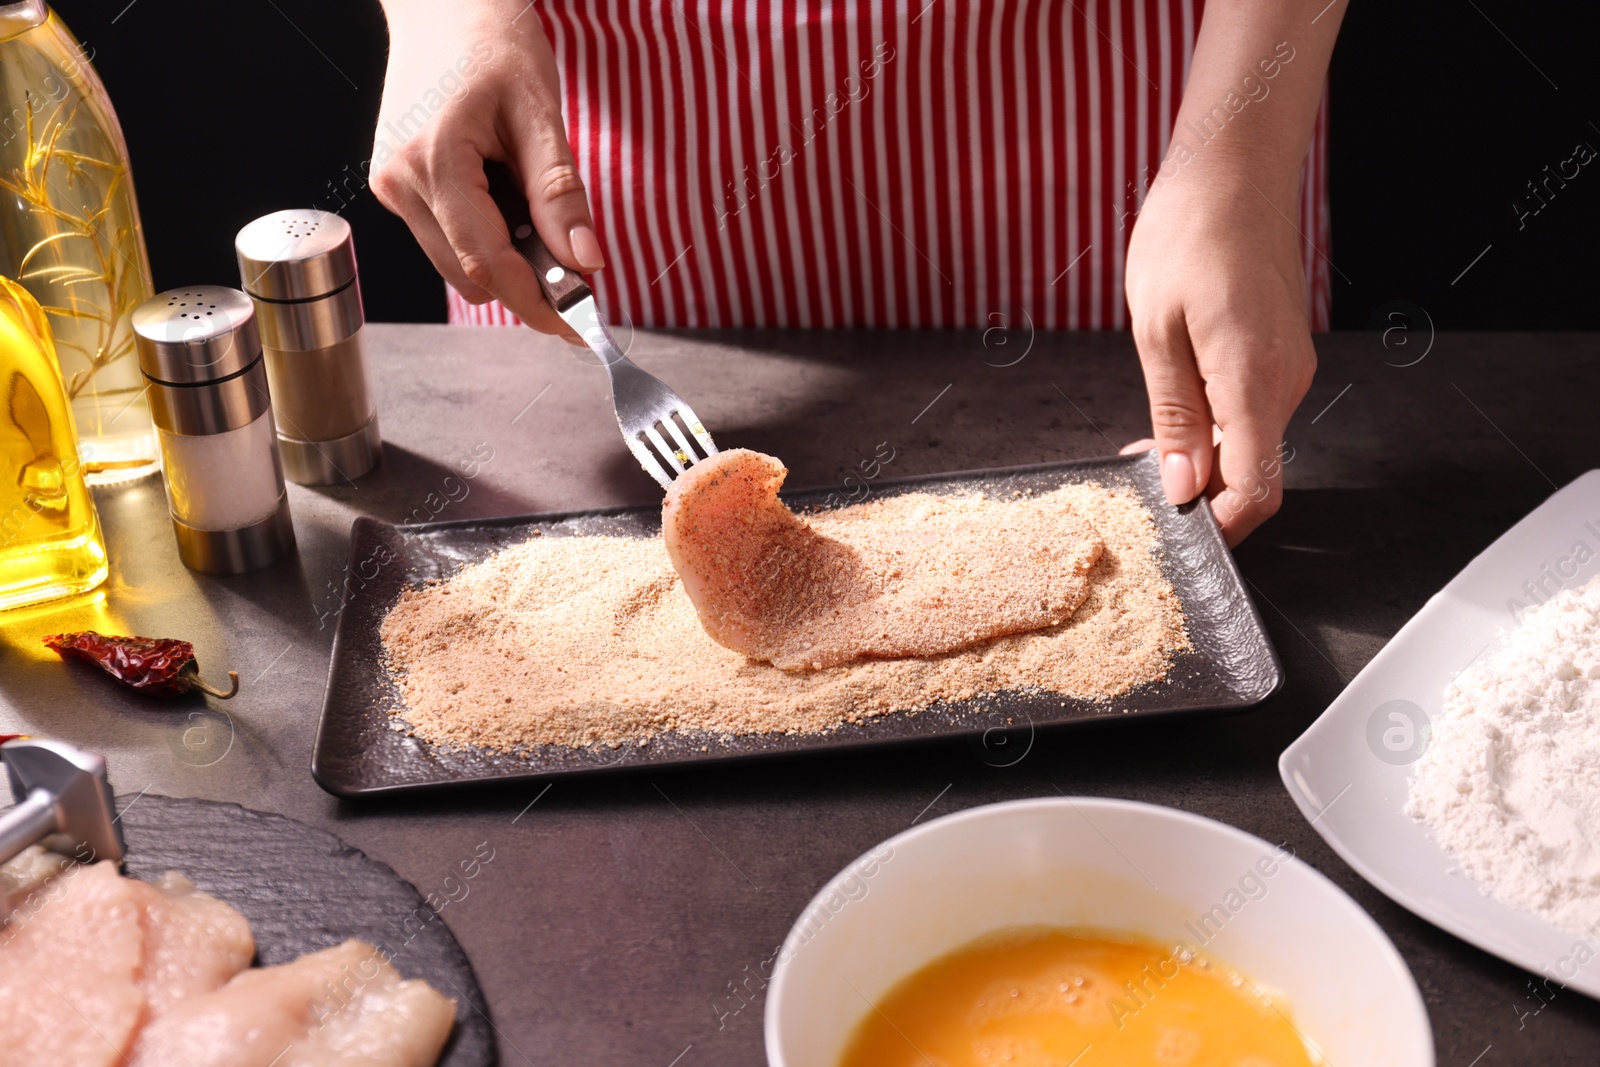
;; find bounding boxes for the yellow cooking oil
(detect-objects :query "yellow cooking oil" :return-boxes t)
[0,4,160,484]
[839,927,1317,1067]
[0,274,107,611]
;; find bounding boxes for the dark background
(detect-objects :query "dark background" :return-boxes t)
[49,0,1600,329]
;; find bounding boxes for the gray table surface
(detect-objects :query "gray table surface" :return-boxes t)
[2,324,1597,1065]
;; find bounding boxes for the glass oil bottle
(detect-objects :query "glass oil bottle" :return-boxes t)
[0,1,159,484]
[0,272,107,611]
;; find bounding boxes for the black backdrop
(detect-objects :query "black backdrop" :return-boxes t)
[50,0,1600,329]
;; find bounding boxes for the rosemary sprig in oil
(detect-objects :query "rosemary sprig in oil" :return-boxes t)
[0,93,138,400]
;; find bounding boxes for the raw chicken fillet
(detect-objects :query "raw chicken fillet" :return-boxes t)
[131,870,257,1016]
[132,938,456,1067]
[0,861,149,1067]
[0,844,70,914]
[663,449,1105,669]
[0,859,256,1066]
[0,854,455,1066]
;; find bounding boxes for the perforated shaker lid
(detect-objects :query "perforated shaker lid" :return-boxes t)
[133,286,261,384]
[235,209,358,302]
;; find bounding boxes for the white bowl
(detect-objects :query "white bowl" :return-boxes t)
[765,797,1433,1067]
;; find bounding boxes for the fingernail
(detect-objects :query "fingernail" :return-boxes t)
[1161,451,1197,505]
[569,225,604,271]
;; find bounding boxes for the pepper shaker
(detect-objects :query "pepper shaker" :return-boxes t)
[234,210,381,485]
[133,286,295,574]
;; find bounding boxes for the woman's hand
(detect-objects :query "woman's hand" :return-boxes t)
[1123,169,1316,546]
[371,0,600,337]
[1122,0,1347,545]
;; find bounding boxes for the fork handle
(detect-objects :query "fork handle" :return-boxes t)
[484,160,591,314]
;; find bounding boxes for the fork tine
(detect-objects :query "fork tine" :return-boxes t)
[675,402,718,457]
[643,424,688,474]
[600,352,716,485]
[661,413,701,465]
[627,436,676,488]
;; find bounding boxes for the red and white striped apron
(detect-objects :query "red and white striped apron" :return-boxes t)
[449,0,1332,331]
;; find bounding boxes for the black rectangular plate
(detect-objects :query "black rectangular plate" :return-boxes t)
[312,450,1282,797]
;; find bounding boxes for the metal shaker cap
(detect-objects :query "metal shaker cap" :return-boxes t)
[133,286,261,384]
[235,210,358,301]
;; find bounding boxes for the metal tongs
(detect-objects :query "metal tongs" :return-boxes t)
[485,162,718,488]
[0,737,123,869]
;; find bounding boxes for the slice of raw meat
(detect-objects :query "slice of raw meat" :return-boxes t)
[662,448,1106,669]
[0,861,147,1067]
[130,938,456,1067]
[129,870,255,1016]
[0,844,72,918]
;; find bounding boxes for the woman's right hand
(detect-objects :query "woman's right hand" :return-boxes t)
[371,0,602,337]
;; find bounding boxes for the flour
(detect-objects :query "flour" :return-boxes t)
[1407,574,1600,937]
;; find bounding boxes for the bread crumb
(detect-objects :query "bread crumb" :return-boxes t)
[379,482,1189,752]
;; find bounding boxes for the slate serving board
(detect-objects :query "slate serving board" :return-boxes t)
[312,450,1282,797]
[117,793,495,1066]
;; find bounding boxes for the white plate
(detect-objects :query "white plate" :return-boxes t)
[766,797,1432,1067]
[1280,469,1600,998]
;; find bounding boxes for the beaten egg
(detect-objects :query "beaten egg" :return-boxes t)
[838,927,1316,1067]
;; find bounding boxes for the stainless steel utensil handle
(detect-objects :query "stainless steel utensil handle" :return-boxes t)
[483,161,591,314]
[0,787,60,868]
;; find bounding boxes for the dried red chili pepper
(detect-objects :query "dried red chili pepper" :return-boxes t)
[42,632,239,699]
[0,733,24,746]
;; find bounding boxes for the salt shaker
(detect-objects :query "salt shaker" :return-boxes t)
[234,210,381,485]
[133,286,295,575]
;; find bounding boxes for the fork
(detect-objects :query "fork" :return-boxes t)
[484,162,718,488]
